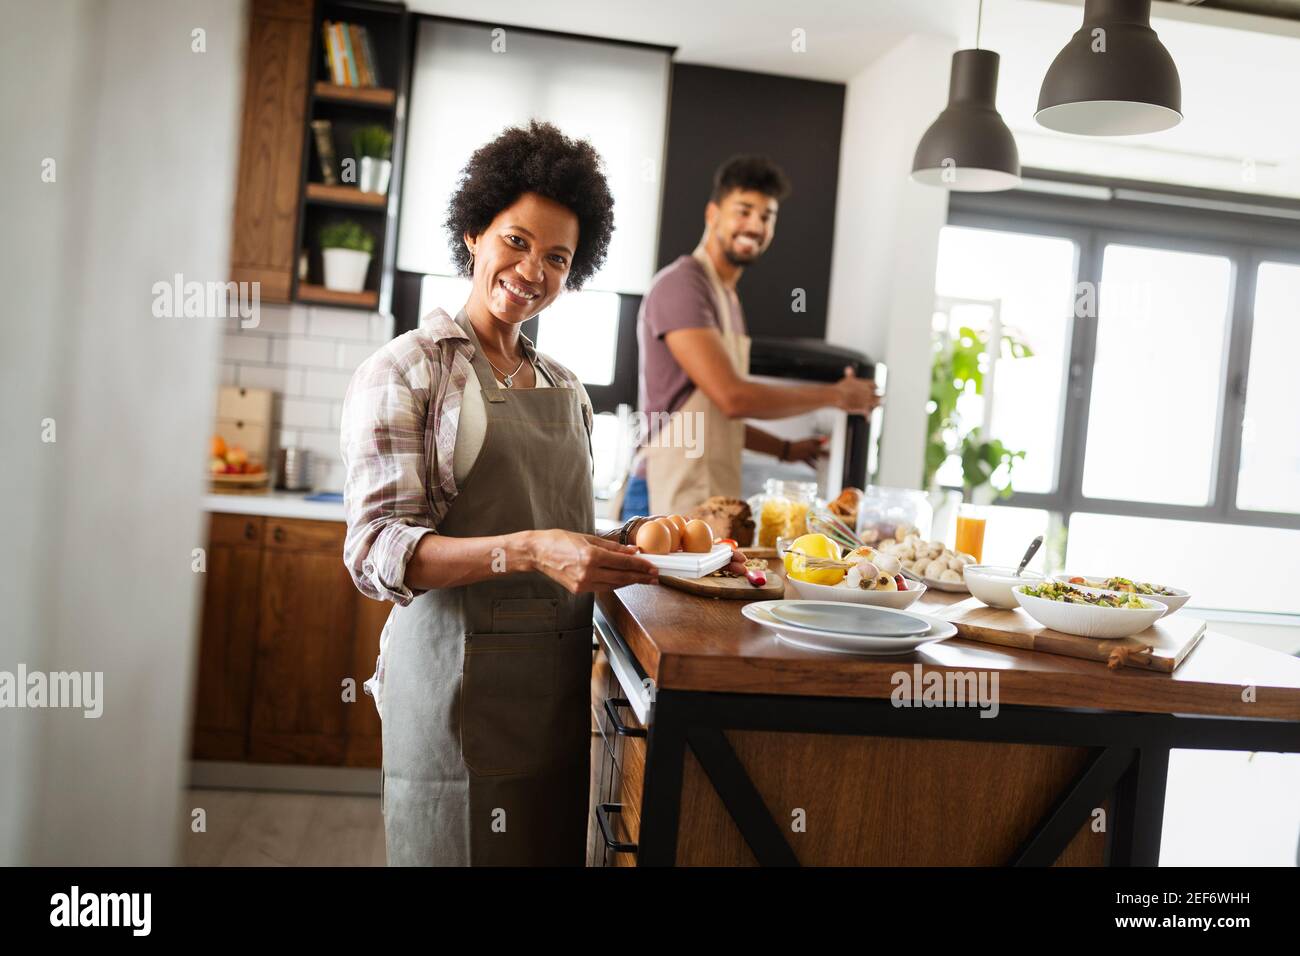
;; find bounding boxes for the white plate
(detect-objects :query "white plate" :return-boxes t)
[963,565,1045,609]
[641,543,732,579]
[741,600,957,656]
[1051,573,1190,616]
[1012,585,1167,639]
[786,575,927,609]
[768,601,931,637]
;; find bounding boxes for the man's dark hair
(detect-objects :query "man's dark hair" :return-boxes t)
[710,155,791,204]
[445,120,615,290]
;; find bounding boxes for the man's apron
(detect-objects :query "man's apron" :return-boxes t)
[644,245,751,516]
[379,311,595,866]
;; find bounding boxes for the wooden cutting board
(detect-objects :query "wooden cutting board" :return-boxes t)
[661,559,785,601]
[938,598,1206,673]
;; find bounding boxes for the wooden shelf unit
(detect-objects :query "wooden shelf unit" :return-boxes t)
[313,80,396,107]
[305,182,388,208]
[291,0,410,313]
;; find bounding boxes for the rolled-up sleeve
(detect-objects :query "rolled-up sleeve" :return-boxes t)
[341,346,437,605]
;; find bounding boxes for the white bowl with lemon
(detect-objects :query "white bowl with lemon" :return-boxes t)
[782,533,927,610]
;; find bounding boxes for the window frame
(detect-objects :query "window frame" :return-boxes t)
[947,183,1300,533]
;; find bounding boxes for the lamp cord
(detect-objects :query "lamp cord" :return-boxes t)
[976,0,984,49]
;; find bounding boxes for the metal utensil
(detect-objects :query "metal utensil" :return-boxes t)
[1015,535,1044,576]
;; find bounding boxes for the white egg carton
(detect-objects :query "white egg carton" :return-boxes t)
[641,543,733,579]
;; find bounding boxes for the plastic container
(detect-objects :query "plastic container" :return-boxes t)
[749,479,820,549]
[855,486,933,547]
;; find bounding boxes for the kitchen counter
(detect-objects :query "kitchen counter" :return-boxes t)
[204,492,623,532]
[203,489,346,522]
[590,572,1300,866]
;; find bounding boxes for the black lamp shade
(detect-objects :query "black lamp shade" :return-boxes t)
[912,49,1021,192]
[1036,0,1182,135]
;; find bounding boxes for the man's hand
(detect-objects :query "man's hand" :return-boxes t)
[834,366,882,416]
[782,436,829,468]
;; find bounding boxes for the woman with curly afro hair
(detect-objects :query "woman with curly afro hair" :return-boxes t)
[342,121,741,867]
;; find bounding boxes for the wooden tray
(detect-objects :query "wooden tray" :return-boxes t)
[661,559,785,601]
[938,597,1206,673]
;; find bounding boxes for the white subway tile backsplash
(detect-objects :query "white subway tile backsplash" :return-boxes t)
[221,333,270,363]
[273,336,338,368]
[281,398,333,430]
[219,362,238,386]
[238,364,304,395]
[252,304,309,336]
[303,367,354,400]
[297,428,344,462]
[309,306,378,341]
[338,341,380,370]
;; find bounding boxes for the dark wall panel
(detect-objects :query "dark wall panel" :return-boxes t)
[656,63,845,341]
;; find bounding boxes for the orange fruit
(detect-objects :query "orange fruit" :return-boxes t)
[211,435,227,459]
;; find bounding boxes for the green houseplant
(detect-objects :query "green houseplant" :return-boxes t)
[924,323,1032,503]
[353,124,393,194]
[319,220,375,293]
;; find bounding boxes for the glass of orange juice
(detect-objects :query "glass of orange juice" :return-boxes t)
[954,504,986,563]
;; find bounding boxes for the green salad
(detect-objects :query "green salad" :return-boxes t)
[1022,582,1150,609]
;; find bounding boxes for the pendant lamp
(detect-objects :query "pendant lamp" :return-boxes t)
[1036,0,1182,136]
[911,2,1020,192]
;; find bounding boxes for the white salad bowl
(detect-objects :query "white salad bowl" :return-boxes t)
[786,575,927,610]
[963,565,1044,609]
[1051,573,1190,616]
[1012,585,1167,639]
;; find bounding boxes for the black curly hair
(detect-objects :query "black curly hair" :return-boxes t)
[711,155,791,204]
[445,121,615,291]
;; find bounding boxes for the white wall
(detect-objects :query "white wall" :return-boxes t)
[825,34,956,491]
[0,0,245,864]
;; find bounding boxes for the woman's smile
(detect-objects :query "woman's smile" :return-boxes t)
[498,275,540,305]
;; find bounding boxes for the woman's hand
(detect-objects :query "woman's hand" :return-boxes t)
[525,529,660,594]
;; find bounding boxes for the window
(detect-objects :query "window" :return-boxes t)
[931,226,1077,495]
[942,187,1300,615]
[1082,244,1233,506]
[534,291,620,386]
[397,19,670,293]
[1238,260,1300,515]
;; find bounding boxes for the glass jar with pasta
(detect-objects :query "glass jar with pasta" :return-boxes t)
[748,479,820,549]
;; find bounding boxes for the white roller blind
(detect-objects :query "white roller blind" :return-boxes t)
[397,21,670,293]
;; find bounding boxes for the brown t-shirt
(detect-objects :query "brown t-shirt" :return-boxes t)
[636,254,746,424]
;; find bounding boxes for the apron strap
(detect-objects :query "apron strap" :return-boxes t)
[455,310,508,404]
[691,244,735,338]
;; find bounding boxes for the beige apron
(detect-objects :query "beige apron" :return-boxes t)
[644,246,751,516]
[380,311,595,866]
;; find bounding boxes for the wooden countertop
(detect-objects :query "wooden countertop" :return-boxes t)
[597,577,1300,721]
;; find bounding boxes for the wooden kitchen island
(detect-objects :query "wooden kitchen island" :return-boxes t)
[589,578,1300,867]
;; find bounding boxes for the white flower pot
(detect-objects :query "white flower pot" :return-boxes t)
[321,248,371,293]
[359,157,392,195]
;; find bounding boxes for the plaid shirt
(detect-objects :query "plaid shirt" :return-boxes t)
[340,307,592,606]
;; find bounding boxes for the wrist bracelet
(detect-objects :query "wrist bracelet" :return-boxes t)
[619,516,640,546]
[780,439,791,462]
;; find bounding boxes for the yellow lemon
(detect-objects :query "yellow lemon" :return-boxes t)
[783,533,845,586]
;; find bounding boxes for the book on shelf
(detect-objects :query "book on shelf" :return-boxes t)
[310,120,337,185]
[321,19,381,89]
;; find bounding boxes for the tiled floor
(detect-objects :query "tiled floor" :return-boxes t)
[180,788,385,866]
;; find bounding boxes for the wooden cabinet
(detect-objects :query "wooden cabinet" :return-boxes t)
[229,0,314,302]
[192,515,265,760]
[192,512,390,767]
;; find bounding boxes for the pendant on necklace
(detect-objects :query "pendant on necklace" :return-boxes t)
[502,374,513,388]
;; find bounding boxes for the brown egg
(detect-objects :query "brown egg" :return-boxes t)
[657,517,682,552]
[636,519,672,555]
[665,514,688,540]
[682,519,713,553]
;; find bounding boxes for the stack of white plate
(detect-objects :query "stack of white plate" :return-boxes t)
[742,600,957,656]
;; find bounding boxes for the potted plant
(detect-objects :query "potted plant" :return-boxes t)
[353,125,393,195]
[319,220,375,293]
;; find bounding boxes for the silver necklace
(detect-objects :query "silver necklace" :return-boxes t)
[485,352,528,388]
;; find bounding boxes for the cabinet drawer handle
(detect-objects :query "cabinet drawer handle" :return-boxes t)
[604,697,646,738]
[273,527,285,543]
[595,803,637,855]
[244,522,257,540]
